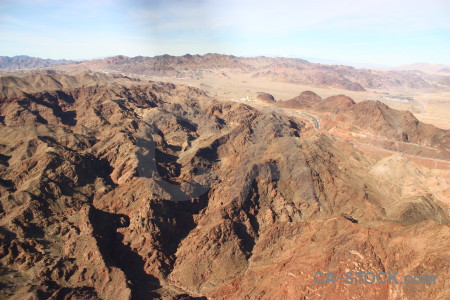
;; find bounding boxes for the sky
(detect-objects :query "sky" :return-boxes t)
[0,0,449,66]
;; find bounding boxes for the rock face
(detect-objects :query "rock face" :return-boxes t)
[0,72,449,299]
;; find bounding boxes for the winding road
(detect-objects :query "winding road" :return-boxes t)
[294,111,320,129]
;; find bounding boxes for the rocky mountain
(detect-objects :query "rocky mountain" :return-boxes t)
[76,54,438,91]
[282,90,324,108]
[255,92,275,103]
[0,56,76,70]
[281,91,450,153]
[0,70,139,99]
[3,54,446,91]
[339,100,450,148]
[0,72,449,299]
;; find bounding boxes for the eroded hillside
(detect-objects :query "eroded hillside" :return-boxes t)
[0,73,449,299]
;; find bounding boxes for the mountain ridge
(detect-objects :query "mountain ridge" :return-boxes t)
[0,55,77,70]
[2,54,448,91]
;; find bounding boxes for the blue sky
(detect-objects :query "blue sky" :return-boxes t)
[0,0,449,66]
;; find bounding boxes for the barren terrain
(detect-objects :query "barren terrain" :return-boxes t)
[0,55,449,299]
[155,72,450,130]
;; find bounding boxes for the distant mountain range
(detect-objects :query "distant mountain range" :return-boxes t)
[388,62,450,73]
[1,54,449,91]
[0,55,76,70]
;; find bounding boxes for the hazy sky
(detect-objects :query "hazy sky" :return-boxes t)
[0,0,449,66]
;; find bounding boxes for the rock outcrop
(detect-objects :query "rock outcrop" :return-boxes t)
[255,92,275,103]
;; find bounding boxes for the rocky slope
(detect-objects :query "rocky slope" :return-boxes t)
[281,91,450,153]
[0,70,140,99]
[0,72,449,299]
